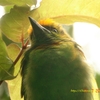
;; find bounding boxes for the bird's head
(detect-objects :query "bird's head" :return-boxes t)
[28,17,72,48]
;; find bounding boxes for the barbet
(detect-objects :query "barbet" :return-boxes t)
[20,17,99,100]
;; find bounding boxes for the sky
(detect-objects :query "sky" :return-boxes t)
[74,22,100,73]
[0,5,100,73]
[0,6,4,18]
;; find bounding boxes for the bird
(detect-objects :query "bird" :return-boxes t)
[20,17,99,100]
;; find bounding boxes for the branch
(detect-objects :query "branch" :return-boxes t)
[11,39,29,68]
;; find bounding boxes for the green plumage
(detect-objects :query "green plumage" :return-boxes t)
[21,17,99,100]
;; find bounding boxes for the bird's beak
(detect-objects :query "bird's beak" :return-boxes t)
[28,17,51,38]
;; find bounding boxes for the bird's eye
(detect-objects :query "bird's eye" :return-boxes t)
[52,28,58,33]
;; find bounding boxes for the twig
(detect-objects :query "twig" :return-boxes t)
[11,39,29,68]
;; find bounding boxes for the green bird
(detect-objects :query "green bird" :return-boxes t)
[21,17,99,100]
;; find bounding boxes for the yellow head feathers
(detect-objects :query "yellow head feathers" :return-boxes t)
[27,18,55,35]
[38,19,55,26]
[27,25,33,35]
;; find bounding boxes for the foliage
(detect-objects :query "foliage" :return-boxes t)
[0,0,100,99]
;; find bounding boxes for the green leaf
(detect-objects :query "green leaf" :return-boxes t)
[7,43,20,61]
[0,0,13,6]
[0,81,11,100]
[31,0,100,27]
[0,5,31,43]
[0,42,22,100]
[95,73,100,89]
[4,5,14,13]
[7,43,21,76]
[0,32,13,80]
[3,44,22,100]
[7,75,23,100]
[0,0,37,6]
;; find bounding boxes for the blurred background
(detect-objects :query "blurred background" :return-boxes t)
[74,22,100,74]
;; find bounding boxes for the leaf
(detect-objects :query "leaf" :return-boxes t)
[31,0,100,27]
[95,73,100,89]
[0,32,14,80]
[7,43,20,61]
[0,0,37,6]
[4,5,14,13]
[7,43,21,76]
[0,5,31,43]
[7,75,23,100]
[0,81,11,100]
[0,0,12,6]
[0,43,22,100]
